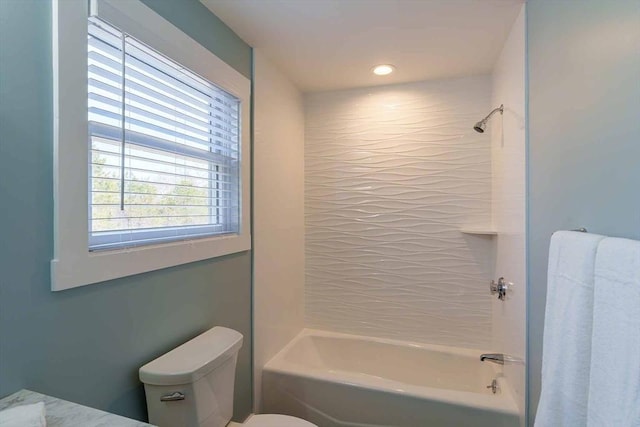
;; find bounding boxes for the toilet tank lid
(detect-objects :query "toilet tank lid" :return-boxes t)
[139,327,243,386]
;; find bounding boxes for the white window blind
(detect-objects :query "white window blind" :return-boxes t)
[87,17,241,251]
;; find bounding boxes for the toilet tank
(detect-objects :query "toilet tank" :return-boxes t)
[139,327,243,427]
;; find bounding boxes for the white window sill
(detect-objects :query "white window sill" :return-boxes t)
[52,232,250,291]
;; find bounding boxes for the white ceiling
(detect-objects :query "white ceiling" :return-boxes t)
[201,0,524,92]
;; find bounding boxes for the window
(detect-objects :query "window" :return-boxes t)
[88,19,240,250]
[52,0,251,291]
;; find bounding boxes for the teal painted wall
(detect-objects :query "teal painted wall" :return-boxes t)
[527,0,640,424]
[0,0,253,422]
[139,0,251,79]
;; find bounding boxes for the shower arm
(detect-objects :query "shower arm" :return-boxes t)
[479,104,504,125]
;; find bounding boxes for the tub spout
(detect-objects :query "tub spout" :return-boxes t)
[480,353,504,365]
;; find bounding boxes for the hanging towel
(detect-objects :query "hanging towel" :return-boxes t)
[587,237,640,427]
[535,230,605,427]
[0,402,46,427]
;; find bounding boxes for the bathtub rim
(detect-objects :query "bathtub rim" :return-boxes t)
[263,328,519,416]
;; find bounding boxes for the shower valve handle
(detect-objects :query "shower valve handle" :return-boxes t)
[490,277,511,301]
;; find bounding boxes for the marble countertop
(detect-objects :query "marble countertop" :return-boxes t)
[0,389,154,427]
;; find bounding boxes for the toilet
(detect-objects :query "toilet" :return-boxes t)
[139,327,315,427]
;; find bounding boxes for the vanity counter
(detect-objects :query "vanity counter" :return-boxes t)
[0,389,154,427]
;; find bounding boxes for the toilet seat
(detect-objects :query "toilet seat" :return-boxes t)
[244,414,316,427]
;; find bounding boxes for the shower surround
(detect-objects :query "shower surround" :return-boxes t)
[304,75,493,349]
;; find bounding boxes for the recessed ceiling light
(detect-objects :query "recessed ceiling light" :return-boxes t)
[372,64,395,76]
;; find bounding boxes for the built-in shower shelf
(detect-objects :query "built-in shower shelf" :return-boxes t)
[460,227,498,236]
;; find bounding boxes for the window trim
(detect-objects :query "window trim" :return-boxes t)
[51,0,251,291]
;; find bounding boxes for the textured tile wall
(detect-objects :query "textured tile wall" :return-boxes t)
[304,76,493,349]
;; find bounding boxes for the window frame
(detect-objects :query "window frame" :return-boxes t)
[51,0,251,291]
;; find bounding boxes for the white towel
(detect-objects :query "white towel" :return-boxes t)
[587,237,640,427]
[535,231,605,427]
[0,402,46,427]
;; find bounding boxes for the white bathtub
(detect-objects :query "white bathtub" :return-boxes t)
[262,329,519,427]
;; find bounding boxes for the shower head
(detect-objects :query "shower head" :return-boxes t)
[473,104,504,133]
[473,121,486,133]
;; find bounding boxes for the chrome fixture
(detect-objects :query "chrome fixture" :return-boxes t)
[490,277,511,301]
[486,378,499,394]
[473,104,504,133]
[480,353,505,365]
[480,353,524,365]
[572,228,588,232]
[160,391,185,402]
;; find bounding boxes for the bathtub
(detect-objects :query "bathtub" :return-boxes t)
[262,329,519,427]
